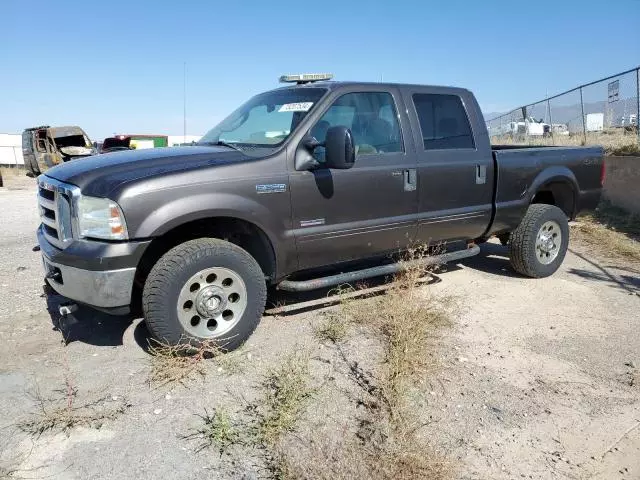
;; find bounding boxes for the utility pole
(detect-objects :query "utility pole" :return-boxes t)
[183,62,187,144]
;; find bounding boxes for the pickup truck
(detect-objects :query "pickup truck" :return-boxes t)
[36,74,604,351]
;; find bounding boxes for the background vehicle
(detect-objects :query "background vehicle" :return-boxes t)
[551,123,570,136]
[36,74,604,351]
[22,125,94,177]
[100,134,169,152]
[586,113,604,132]
[491,117,550,137]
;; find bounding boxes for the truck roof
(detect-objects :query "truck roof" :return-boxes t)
[275,81,471,95]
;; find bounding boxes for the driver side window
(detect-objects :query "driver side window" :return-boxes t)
[310,92,403,162]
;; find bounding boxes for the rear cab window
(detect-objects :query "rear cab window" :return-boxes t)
[412,93,475,150]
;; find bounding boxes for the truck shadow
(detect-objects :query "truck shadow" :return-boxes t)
[43,243,528,349]
[567,249,640,295]
[455,242,521,278]
[45,290,147,348]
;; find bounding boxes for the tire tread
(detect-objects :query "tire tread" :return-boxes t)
[142,238,266,349]
[509,204,568,278]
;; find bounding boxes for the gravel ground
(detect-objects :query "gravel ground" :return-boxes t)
[1,178,639,479]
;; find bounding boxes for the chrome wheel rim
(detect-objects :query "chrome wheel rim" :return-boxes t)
[536,220,562,265]
[177,267,247,338]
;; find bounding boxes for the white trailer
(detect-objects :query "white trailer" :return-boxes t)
[0,133,24,166]
[585,113,604,132]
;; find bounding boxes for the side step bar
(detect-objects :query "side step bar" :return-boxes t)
[277,244,480,292]
[266,274,439,316]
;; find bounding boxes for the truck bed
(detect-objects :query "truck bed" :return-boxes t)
[488,145,604,236]
[492,144,557,150]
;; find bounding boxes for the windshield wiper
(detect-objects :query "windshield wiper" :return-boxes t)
[201,140,243,152]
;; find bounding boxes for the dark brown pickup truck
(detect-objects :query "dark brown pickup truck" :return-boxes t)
[36,74,604,350]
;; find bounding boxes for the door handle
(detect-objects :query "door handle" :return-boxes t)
[403,168,417,192]
[476,164,487,185]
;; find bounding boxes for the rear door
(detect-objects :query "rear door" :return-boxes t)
[289,87,419,270]
[402,88,494,243]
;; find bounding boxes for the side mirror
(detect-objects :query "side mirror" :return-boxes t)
[324,126,355,169]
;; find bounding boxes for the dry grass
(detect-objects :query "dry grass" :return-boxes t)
[313,312,348,344]
[492,130,639,156]
[148,339,219,387]
[344,258,453,424]
[147,338,244,387]
[183,350,313,475]
[17,387,129,437]
[0,167,21,178]
[256,350,314,447]
[17,347,130,437]
[184,408,242,454]
[184,251,452,479]
[277,433,449,480]
[572,202,640,262]
[277,251,453,480]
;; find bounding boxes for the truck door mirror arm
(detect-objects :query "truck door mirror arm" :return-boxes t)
[294,127,356,171]
[294,136,323,171]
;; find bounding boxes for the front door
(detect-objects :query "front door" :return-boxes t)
[289,89,418,270]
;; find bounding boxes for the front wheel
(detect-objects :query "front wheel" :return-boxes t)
[142,238,267,351]
[509,204,569,278]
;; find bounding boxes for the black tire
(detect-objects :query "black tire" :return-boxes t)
[142,238,267,351]
[509,204,569,278]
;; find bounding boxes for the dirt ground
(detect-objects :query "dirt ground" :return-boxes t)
[1,176,639,480]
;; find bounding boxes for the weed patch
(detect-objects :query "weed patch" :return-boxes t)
[313,313,348,344]
[573,202,640,262]
[302,255,454,479]
[184,408,242,454]
[148,339,223,387]
[256,350,314,447]
[17,386,129,437]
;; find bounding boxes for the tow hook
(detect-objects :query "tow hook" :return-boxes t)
[45,270,62,283]
[59,303,78,316]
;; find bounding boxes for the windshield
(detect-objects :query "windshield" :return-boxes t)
[199,88,327,151]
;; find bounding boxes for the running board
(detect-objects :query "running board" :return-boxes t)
[266,274,439,316]
[277,244,480,292]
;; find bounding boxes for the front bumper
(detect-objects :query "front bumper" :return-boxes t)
[37,226,151,310]
[42,255,136,309]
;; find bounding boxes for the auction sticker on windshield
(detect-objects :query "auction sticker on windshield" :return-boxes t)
[278,102,313,112]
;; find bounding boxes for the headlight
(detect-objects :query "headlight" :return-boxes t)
[77,196,128,240]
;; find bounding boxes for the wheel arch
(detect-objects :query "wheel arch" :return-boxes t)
[131,216,277,314]
[529,167,579,219]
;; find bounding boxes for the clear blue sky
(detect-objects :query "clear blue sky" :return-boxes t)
[1,0,638,140]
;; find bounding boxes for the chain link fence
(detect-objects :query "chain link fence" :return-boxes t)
[486,67,640,154]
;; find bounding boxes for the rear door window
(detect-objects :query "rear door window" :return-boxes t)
[412,94,475,150]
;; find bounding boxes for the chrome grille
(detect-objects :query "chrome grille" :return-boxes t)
[38,176,79,249]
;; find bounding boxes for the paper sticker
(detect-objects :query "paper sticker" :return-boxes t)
[278,102,313,113]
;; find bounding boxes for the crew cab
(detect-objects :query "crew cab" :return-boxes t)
[36,74,604,351]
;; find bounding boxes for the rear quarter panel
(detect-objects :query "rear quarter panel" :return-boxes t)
[491,146,603,234]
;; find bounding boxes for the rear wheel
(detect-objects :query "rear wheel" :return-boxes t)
[509,204,569,278]
[142,238,267,351]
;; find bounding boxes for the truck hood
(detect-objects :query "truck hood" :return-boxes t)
[44,146,248,197]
